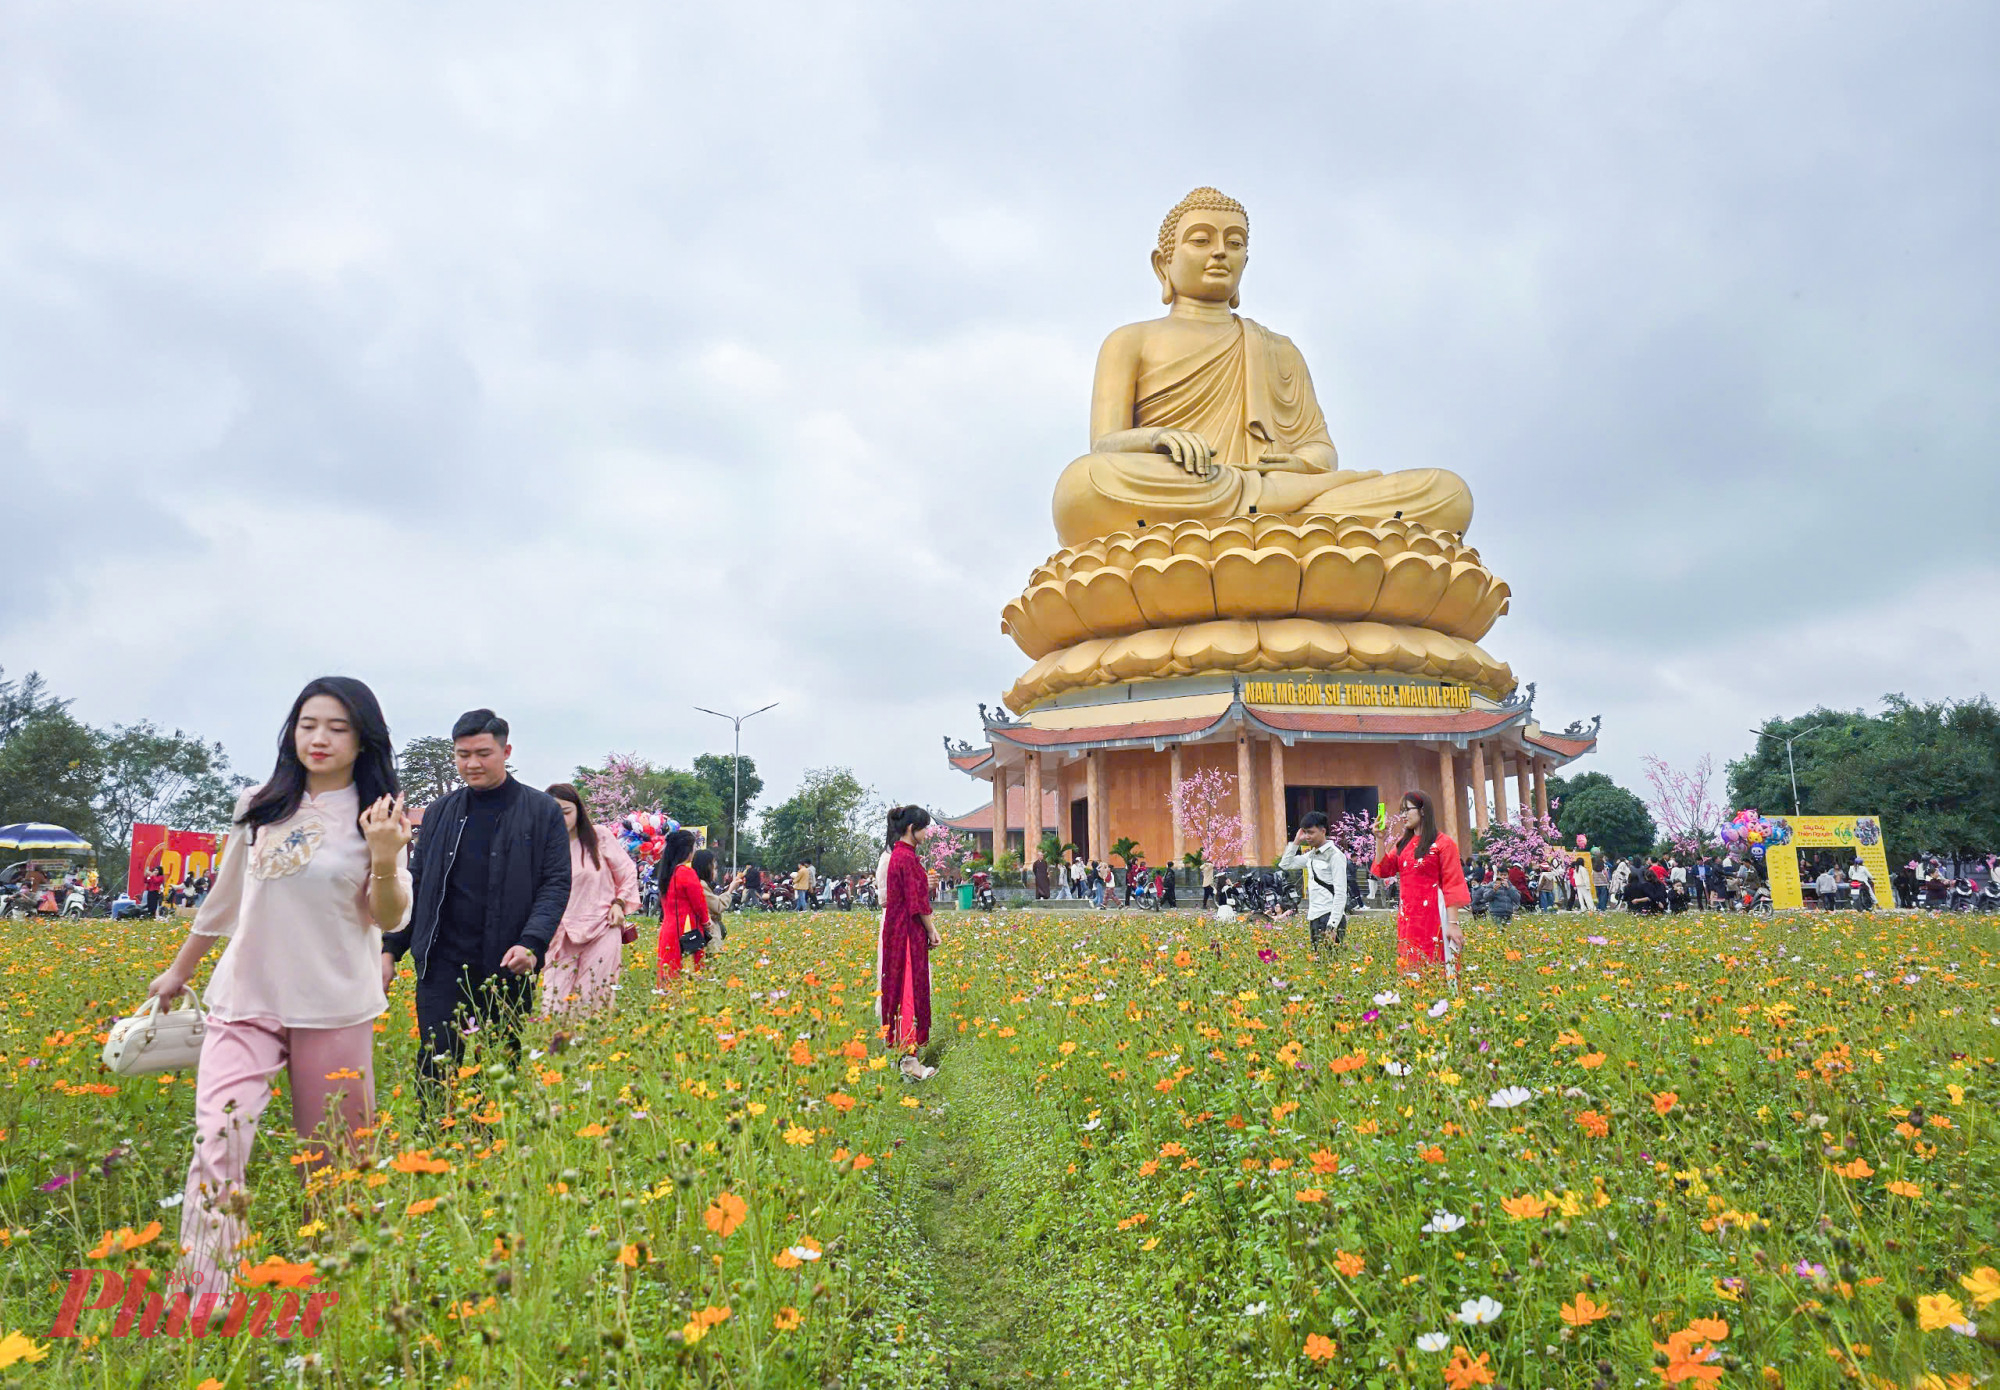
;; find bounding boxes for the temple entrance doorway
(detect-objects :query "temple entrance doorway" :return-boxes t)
[1283,786,1378,841]
[1071,798,1090,858]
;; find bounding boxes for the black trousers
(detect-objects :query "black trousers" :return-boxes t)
[414,960,536,1106]
[1308,911,1346,952]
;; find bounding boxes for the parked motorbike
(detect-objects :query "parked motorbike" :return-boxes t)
[971,870,996,911]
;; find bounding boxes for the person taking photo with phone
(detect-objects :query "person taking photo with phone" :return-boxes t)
[1370,790,1471,972]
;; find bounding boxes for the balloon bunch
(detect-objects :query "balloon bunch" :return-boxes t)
[1720,808,1791,858]
[617,811,679,867]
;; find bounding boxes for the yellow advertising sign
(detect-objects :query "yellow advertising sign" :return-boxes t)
[1244,680,1471,711]
[1764,815,1892,910]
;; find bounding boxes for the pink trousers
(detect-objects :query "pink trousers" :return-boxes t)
[178,1017,375,1294]
[541,931,624,1016]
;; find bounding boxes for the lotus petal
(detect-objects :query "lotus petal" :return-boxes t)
[1024,580,1091,649]
[1212,546,1301,619]
[1372,551,1451,625]
[1298,545,1385,620]
[1065,567,1147,638]
[1132,554,1218,627]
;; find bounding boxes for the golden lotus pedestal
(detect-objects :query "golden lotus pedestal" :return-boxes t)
[943,518,1600,874]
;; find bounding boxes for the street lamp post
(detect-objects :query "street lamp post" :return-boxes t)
[1747,723,1823,817]
[695,702,778,882]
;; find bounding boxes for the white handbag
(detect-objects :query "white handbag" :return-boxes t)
[102,988,209,1076]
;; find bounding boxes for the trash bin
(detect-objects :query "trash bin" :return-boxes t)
[956,884,975,910]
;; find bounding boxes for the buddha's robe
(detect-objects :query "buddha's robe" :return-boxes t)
[1051,315,1473,547]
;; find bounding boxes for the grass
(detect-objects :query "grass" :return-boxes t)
[0,906,1994,1387]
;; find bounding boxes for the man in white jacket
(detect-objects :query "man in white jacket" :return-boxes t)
[1279,812,1349,954]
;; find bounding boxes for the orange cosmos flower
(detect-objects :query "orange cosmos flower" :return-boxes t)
[405,1197,438,1215]
[1444,1347,1496,1388]
[1577,1052,1606,1069]
[1301,1333,1338,1362]
[389,1150,453,1174]
[1831,1158,1873,1180]
[1883,1179,1921,1198]
[773,1306,802,1331]
[1418,1145,1446,1164]
[1574,1110,1610,1138]
[87,1221,163,1259]
[1334,1249,1365,1279]
[704,1191,748,1238]
[1560,1291,1611,1326]
[1294,1188,1326,1204]
[237,1256,318,1288]
[1309,1149,1340,1174]
[1652,1092,1678,1116]
[1501,1193,1551,1220]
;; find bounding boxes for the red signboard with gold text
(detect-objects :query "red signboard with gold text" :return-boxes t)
[128,825,223,891]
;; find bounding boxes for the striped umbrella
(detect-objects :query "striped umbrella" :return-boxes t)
[0,823,94,853]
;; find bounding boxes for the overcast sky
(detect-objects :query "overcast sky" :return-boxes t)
[2,0,1995,826]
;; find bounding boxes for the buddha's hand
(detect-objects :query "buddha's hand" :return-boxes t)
[1255,451,1314,474]
[1152,428,1216,478]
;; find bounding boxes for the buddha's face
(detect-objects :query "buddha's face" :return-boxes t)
[1156,208,1249,306]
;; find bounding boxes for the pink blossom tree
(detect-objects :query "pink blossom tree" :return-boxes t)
[1329,810,1379,866]
[1640,754,1721,858]
[1169,767,1245,868]
[575,752,654,826]
[1479,808,1566,875]
[917,821,977,883]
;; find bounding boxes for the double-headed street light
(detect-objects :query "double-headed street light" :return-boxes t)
[1747,721,1825,817]
[695,702,778,881]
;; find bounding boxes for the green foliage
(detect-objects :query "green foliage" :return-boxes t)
[0,670,246,890]
[760,767,877,876]
[1729,695,2000,863]
[1547,771,1656,861]
[574,755,726,833]
[396,734,463,807]
[1038,831,1064,864]
[1108,836,1140,867]
[93,722,248,890]
[694,753,763,865]
[0,707,103,844]
[994,849,1022,880]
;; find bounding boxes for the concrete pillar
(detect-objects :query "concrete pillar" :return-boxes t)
[1493,749,1511,827]
[1437,743,1459,845]
[1471,742,1490,834]
[1086,750,1106,862]
[1268,736,1287,857]
[1516,759,1533,826]
[1532,757,1549,820]
[1235,732,1258,866]
[1025,752,1043,863]
[1169,743,1185,865]
[991,766,1009,861]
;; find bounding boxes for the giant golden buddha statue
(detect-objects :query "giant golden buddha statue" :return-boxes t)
[1052,186,1473,547]
[1000,188,1514,714]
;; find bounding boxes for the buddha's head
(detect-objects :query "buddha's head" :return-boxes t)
[1153,187,1249,308]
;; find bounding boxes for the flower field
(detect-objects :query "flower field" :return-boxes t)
[0,907,1994,1388]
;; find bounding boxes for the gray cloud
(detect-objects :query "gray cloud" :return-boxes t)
[1,0,1994,822]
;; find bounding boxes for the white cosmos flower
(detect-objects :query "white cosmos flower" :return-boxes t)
[1243,1301,1269,1317]
[1381,1059,1412,1076]
[1427,998,1450,1018]
[1456,1295,1504,1325]
[1079,1118,1103,1132]
[1421,1211,1467,1234]
[786,1245,822,1262]
[1416,1332,1450,1353]
[1487,1086,1534,1109]
[1372,990,1402,1007]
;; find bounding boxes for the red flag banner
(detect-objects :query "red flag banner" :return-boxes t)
[128,825,223,892]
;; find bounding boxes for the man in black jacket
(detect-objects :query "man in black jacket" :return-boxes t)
[380,709,570,1105]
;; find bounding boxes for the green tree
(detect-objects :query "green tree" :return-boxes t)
[95,723,249,890]
[1109,836,1141,868]
[0,709,105,847]
[0,667,69,742]
[397,735,463,808]
[693,754,763,866]
[1547,771,1656,861]
[761,768,876,877]
[1729,696,2000,865]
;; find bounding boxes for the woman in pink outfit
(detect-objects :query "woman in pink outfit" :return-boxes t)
[541,783,640,1017]
[147,676,412,1294]
[878,805,941,1079]
[1370,790,1471,971]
